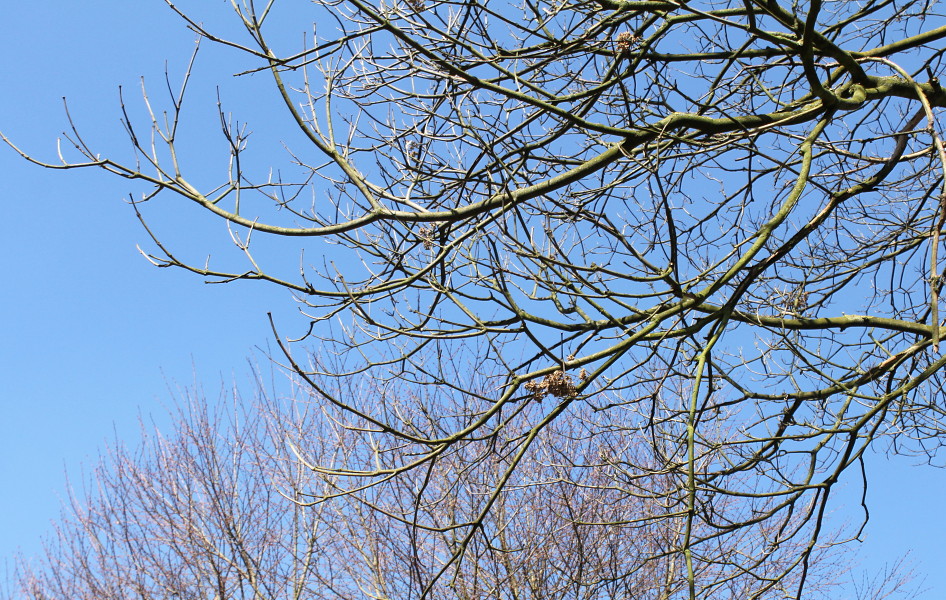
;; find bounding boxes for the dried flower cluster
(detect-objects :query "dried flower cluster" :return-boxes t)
[418,225,436,249]
[616,31,639,53]
[523,370,577,401]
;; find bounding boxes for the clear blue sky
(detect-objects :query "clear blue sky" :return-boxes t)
[0,0,295,566]
[1,2,944,598]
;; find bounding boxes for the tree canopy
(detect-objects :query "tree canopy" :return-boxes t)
[10,379,914,600]
[6,0,946,598]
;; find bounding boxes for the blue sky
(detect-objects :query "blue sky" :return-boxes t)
[1,2,945,598]
[0,0,295,566]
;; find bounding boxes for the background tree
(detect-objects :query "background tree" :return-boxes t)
[5,0,946,597]
[5,375,911,600]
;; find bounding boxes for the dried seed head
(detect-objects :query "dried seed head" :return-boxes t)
[523,380,546,400]
[418,225,436,249]
[616,31,639,53]
[524,370,577,401]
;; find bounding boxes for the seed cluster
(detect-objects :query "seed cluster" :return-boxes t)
[524,370,577,401]
[616,31,640,53]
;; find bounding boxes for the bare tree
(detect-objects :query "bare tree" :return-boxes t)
[6,376,910,600]
[5,0,946,597]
